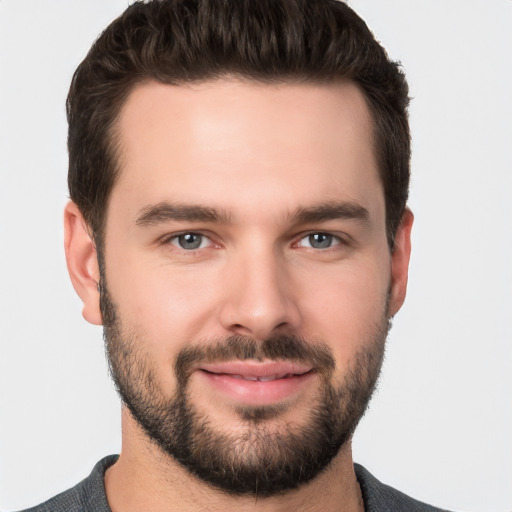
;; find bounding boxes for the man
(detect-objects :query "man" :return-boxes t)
[22,0,447,510]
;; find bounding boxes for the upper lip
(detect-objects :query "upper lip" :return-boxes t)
[199,361,313,380]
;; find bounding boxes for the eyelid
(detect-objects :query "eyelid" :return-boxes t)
[160,230,217,249]
[292,231,348,249]
[157,229,350,250]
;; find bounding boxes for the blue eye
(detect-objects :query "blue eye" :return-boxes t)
[299,233,340,249]
[170,233,209,250]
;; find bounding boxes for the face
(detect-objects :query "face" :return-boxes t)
[67,79,412,495]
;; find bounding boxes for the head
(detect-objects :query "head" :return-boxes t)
[64,0,413,499]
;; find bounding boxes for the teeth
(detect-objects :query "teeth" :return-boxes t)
[233,373,296,382]
[230,374,259,381]
[257,375,277,382]
[224,373,299,381]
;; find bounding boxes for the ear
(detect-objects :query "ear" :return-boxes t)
[388,208,414,317]
[64,201,102,325]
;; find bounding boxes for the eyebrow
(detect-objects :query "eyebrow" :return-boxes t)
[135,202,230,226]
[291,201,370,225]
[135,200,370,227]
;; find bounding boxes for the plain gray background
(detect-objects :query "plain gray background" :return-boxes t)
[1,1,511,510]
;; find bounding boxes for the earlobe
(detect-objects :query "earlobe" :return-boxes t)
[388,208,414,317]
[64,201,103,325]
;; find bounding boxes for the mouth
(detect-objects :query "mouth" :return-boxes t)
[195,361,315,406]
[223,372,304,382]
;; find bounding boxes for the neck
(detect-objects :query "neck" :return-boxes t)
[104,409,364,512]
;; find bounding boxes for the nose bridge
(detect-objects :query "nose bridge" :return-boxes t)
[218,239,301,339]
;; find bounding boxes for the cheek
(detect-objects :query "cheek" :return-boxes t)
[295,258,390,366]
[105,253,224,344]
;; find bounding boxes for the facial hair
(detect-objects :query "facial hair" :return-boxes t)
[101,282,389,497]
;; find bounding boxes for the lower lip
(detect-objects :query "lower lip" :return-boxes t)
[197,370,315,406]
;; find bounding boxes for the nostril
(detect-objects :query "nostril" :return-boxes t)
[228,323,254,337]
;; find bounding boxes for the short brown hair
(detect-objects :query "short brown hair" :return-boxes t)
[67,0,410,248]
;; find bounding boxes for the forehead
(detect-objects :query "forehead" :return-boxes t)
[111,78,382,224]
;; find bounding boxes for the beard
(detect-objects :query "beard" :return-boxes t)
[100,282,389,497]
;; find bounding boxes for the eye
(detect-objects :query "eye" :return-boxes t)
[297,232,341,249]
[169,232,211,250]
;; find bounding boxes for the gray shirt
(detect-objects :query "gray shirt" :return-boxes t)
[19,455,449,512]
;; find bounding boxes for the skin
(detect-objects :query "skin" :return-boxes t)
[65,79,413,511]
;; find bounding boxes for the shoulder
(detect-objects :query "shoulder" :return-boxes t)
[17,455,118,512]
[355,464,451,512]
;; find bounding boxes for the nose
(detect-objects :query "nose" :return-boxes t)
[218,247,302,340]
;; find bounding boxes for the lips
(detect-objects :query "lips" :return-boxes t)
[196,361,315,405]
[200,361,312,379]
[228,373,298,382]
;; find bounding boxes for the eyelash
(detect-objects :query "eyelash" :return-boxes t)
[161,231,347,252]
[293,232,345,250]
[162,232,215,251]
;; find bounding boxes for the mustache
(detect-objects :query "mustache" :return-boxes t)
[174,334,335,385]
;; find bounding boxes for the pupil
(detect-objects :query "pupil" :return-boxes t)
[179,233,201,249]
[310,233,331,249]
